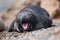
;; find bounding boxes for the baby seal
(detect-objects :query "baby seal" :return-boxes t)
[8,5,52,32]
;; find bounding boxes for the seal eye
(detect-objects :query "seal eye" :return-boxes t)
[22,22,29,30]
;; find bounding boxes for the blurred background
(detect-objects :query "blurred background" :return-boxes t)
[0,0,60,26]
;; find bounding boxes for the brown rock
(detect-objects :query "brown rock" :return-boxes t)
[1,0,60,26]
[0,18,6,32]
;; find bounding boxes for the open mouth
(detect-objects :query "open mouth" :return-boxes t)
[22,22,29,30]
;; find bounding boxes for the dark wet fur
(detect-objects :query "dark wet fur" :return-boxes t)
[8,5,52,33]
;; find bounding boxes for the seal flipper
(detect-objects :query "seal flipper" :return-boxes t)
[8,20,15,32]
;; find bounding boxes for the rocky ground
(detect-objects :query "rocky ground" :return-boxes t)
[0,19,60,40]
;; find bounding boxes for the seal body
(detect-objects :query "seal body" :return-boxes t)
[9,5,52,32]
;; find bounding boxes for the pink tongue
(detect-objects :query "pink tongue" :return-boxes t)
[22,22,28,30]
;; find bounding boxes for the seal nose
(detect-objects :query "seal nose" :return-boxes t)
[22,16,28,21]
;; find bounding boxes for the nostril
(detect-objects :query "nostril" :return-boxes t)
[22,17,28,21]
